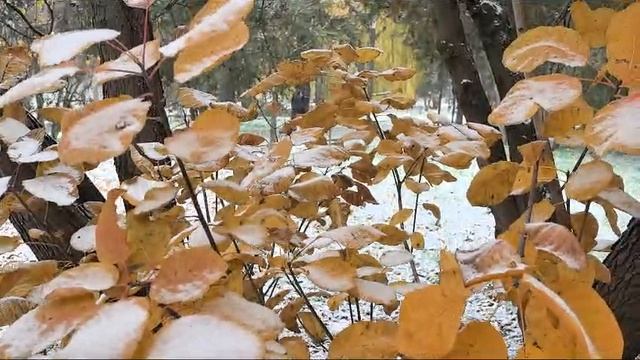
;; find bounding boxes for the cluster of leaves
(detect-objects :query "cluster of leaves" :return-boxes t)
[0,0,635,358]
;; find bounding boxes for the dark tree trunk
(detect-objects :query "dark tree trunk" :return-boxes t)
[0,112,104,262]
[96,1,171,182]
[291,83,311,119]
[595,218,640,359]
[432,0,523,233]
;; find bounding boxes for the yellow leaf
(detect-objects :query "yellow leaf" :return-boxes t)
[525,222,587,270]
[379,249,413,267]
[374,224,409,246]
[202,179,249,204]
[0,46,31,90]
[409,232,425,250]
[327,293,349,311]
[502,26,588,72]
[466,123,502,147]
[389,208,413,226]
[565,160,614,201]
[422,202,442,226]
[315,225,384,249]
[467,161,520,206]
[177,87,216,108]
[604,2,640,88]
[165,108,239,164]
[0,297,35,327]
[288,175,340,202]
[293,145,349,168]
[355,47,383,63]
[380,94,415,110]
[596,187,640,217]
[405,177,430,193]
[241,137,292,188]
[38,107,70,125]
[571,211,599,252]
[126,213,172,269]
[378,67,416,81]
[303,257,356,292]
[397,284,466,358]
[543,96,594,146]
[444,321,508,359]
[488,74,582,126]
[329,321,398,359]
[0,235,20,254]
[150,247,227,304]
[95,189,128,265]
[174,22,249,83]
[59,96,150,165]
[279,336,309,359]
[298,311,326,342]
[571,1,614,48]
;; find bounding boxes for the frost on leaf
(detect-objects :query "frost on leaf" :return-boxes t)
[502,26,589,72]
[177,87,216,108]
[488,74,581,126]
[328,321,397,359]
[94,40,161,84]
[59,96,151,165]
[70,225,96,252]
[455,239,526,286]
[150,247,227,304]
[565,160,614,201]
[35,263,118,301]
[56,297,149,358]
[379,249,413,267]
[524,222,587,270]
[31,29,119,66]
[314,225,385,249]
[0,290,98,358]
[350,279,397,306]
[159,0,253,58]
[145,314,264,358]
[165,108,239,164]
[293,145,350,168]
[0,65,78,108]
[0,118,30,145]
[174,21,249,83]
[585,93,640,155]
[22,174,79,206]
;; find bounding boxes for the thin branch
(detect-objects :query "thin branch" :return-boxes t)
[576,201,591,246]
[2,0,44,36]
[559,146,588,191]
[517,159,540,257]
[43,0,53,34]
[286,264,333,340]
[0,19,32,39]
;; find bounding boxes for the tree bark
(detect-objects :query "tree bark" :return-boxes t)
[290,83,310,118]
[595,218,640,359]
[432,0,522,233]
[0,112,103,262]
[95,0,171,183]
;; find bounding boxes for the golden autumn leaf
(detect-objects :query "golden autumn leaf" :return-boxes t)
[56,297,149,358]
[444,321,508,359]
[488,74,582,126]
[466,123,503,147]
[502,26,589,72]
[379,249,413,267]
[38,107,70,126]
[315,225,385,249]
[203,179,249,204]
[596,187,640,218]
[241,138,292,188]
[174,21,249,83]
[329,321,398,359]
[145,314,264,358]
[389,208,413,226]
[279,336,309,359]
[571,211,599,252]
[355,47,383,63]
[299,311,326,342]
[397,284,466,359]
[585,93,640,155]
[456,239,526,286]
[177,87,216,108]
[0,289,98,358]
[293,145,349,168]
[571,1,614,48]
[59,96,150,165]
[303,257,356,292]
[95,189,129,265]
[605,2,640,88]
[94,40,161,84]
[126,212,173,269]
[288,175,340,202]
[543,96,594,146]
[165,108,239,164]
[150,246,227,304]
[0,260,58,298]
[565,160,614,201]
[380,94,416,110]
[31,29,119,66]
[35,263,119,299]
[378,67,416,81]
[467,161,520,206]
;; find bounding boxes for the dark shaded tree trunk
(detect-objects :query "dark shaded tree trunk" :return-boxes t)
[291,83,310,119]
[0,112,104,262]
[95,0,171,182]
[432,0,523,233]
[595,218,640,359]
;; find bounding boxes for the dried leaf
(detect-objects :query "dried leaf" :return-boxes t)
[0,297,35,327]
[32,29,119,66]
[177,87,216,108]
[389,208,413,226]
[315,225,384,249]
[279,336,309,359]
[379,249,413,267]
[604,3,640,87]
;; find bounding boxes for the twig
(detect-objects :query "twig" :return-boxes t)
[2,0,44,36]
[369,302,374,321]
[43,0,53,34]
[286,264,333,340]
[560,147,588,191]
[347,296,355,323]
[411,157,426,235]
[517,159,540,257]
[175,158,220,254]
[576,201,591,245]
[355,298,361,321]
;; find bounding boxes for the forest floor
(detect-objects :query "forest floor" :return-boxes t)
[0,105,638,357]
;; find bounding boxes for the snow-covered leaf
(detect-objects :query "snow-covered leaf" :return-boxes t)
[22,174,79,206]
[585,93,640,155]
[31,29,119,66]
[0,65,78,108]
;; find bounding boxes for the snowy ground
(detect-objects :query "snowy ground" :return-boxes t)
[1,100,638,357]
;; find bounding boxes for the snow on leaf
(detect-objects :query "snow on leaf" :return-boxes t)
[59,96,150,165]
[201,291,284,339]
[123,0,155,9]
[0,176,10,198]
[455,239,526,286]
[35,263,118,301]
[131,184,177,215]
[202,179,249,204]
[69,225,96,253]
[328,321,397,359]
[488,74,582,126]
[565,160,614,201]
[150,247,227,304]
[0,290,98,358]
[543,96,593,146]
[350,279,397,306]
[0,65,78,108]
[174,21,249,83]
[145,314,264,358]
[55,297,149,358]
[596,187,640,218]
[288,175,340,202]
[303,257,356,292]
[94,40,161,84]
[503,26,589,72]
[31,29,119,66]
[524,222,587,270]
[159,0,253,57]
[293,145,349,168]
[165,108,239,164]
[22,174,79,206]
[0,118,30,145]
[315,225,385,249]
[585,93,640,155]
[177,87,216,108]
[379,249,413,267]
[0,235,20,254]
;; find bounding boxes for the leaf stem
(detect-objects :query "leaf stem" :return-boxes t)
[517,159,540,257]
[286,264,333,340]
